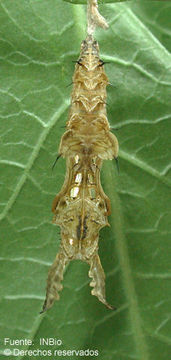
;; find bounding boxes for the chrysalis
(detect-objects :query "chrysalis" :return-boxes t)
[41,35,118,313]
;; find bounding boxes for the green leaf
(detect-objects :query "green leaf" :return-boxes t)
[63,0,129,4]
[0,0,171,360]
[63,0,168,4]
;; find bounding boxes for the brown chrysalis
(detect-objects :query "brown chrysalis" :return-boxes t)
[41,35,118,313]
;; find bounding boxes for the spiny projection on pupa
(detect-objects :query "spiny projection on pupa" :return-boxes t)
[41,0,118,313]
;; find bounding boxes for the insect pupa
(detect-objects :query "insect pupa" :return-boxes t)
[41,1,118,313]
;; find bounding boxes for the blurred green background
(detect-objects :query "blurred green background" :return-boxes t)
[0,0,170,359]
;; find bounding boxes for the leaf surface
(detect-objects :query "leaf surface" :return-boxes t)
[0,1,171,359]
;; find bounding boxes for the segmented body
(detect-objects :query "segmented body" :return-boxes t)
[41,36,118,312]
